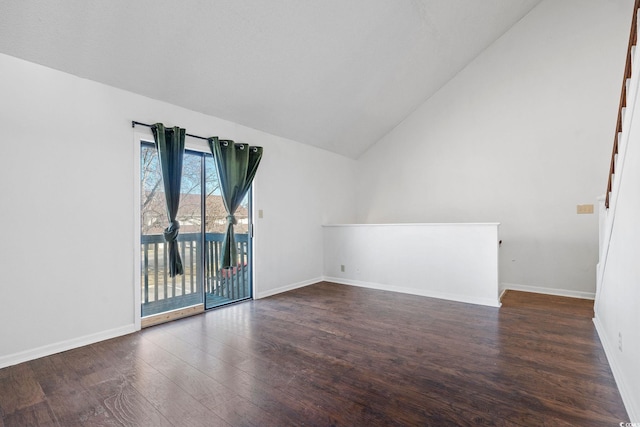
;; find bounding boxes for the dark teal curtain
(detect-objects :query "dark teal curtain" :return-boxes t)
[152,123,186,277]
[208,137,263,269]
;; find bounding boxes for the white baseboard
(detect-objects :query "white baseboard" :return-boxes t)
[0,324,137,369]
[1,277,324,368]
[323,277,501,308]
[593,316,639,422]
[254,277,322,299]
[501,283,595,300]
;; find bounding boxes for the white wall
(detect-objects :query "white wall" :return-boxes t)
[251,125,358,298]
[323,223,501,307]
[355,0,632,297]
[0,53,357,367]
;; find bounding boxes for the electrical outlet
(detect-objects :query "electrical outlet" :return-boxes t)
[618,332,623,352]
[340,264,345,272]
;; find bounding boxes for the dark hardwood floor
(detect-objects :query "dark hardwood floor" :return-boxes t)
[0,282,628,426]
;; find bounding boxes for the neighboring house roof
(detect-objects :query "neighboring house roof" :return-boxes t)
[142,192,249,235]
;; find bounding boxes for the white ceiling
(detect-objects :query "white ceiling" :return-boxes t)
[0,0,541,158]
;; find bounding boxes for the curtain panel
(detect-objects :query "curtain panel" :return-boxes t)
[151,123,186,277]
[208,137,263,269]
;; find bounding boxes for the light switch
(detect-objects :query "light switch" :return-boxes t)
[258,209,264,219]
[577,204,594,214]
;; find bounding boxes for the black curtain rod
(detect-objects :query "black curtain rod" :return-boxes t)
[132,120,210,141]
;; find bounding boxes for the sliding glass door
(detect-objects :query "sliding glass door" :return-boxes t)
[204,153,252,309]
[140,143,252,318]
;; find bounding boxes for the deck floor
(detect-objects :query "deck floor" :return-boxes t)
[0,283,628,426]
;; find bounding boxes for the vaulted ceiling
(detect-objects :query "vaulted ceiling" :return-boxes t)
[0,0,541,158]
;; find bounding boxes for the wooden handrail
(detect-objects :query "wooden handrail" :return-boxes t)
[606,0,640,209]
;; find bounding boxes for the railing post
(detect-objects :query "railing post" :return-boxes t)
[143,243,149,304]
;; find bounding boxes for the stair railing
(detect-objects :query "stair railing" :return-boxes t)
[606,0,640,209]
